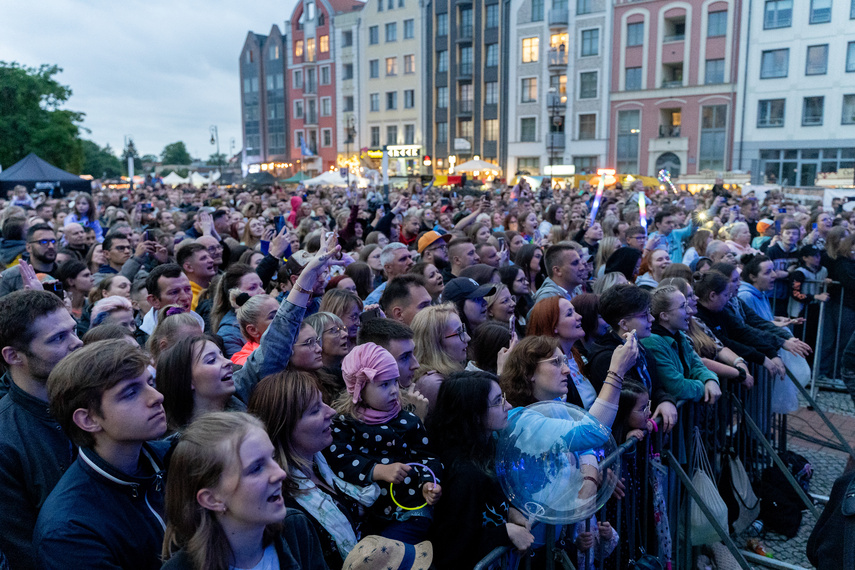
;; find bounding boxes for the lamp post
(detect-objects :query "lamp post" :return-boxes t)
[547,87,560,188]
[210,125,221,177]
[124,135,136,191]
[346,115,356,186]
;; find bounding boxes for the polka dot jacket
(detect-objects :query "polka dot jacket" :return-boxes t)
[323,410,443,522]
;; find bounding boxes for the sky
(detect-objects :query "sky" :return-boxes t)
[1,0,297,161]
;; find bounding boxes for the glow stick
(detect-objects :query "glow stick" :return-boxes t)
[590,169,614,222]
[658,169,676,193]
[639,191,647,230]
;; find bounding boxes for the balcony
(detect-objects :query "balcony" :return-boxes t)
[663,33,685,42]
[305,112,318,125]
[548,7,569,27]
[547,133,566,149]
[453,136,473,151]
[458,100,474,114]
[304,82,317,95]
[458,26,473,40]
[659,125,681,138]
[548,48,568,68]
[547,91,567,108]
[662,80,683,88]
[458,62,473,77]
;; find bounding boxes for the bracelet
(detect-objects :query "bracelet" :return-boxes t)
[292,282,312,295]
[603,380,622,390]
[606,370,624,383]
[583,476,599,485]
[733,357,746,368]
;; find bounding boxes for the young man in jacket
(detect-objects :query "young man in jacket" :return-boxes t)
[0,290,83,570]
[35,340,169,569]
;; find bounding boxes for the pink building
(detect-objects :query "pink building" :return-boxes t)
[608,0,739,177]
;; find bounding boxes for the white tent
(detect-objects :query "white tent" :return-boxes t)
[162,171,189,186]
[305,170,370,188]
[188,171,221,188]
[454,159,502,173]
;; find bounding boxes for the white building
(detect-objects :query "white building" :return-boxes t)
[333,10,361,168]
[733,0,855,186]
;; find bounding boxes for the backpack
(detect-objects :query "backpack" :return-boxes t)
[757,451,812,538]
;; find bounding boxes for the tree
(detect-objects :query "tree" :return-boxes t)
[81,140,122,178]
[0,62,85,173]
[208,152,227,166]
[161,141,192,165]
[122,138,141,176]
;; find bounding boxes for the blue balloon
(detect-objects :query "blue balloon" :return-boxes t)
[495,401,619,525]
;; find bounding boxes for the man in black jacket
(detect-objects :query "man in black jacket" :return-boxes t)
[588,284,678,432]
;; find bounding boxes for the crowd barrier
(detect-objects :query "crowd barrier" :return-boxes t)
[475,359,855,570]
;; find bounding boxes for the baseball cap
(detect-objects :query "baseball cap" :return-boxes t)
[442,277,497,302]
[756,219,776,234]
[799,244,820,258]
[343,536,432,570]
[417,230,452,254]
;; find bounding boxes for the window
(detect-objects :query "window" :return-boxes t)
[343,63,354,80]
[293,70,303,89]
[485,119,499,141]
[764,0,792,28]
[371,126,381,147]
[577,0,592,14]
[246,50,253,64]
[849,42,855,71]
[803,96,824,125]
[852,0,855,18]
[369,26,379,44]
[517,157,540,174]
[386,22,397,42]
[369,59,380,78]
[404,54,415,74]
[761,49,789,78]
[705,59,725,83]
[627,22,644,46]
[387,126,398,145]
[437,121,448,143]
[520,117,537,141]
[404,89,415,108]
[486,43,499,66]
[458,118,473,138]
[581,29,599,56]
[320,35,329,52]
[321,97,331,116]
[370,93,380,112]
[485,81,498,104]
[294,131,304,149]
[437,50,448,72]
[617,110,640,173]
[459,46,473,75]
[306,68,317,93]
[532,0,544,21]
[579,71,597,98]
[843,95,855,124]
[404,19,415,39]
[322,129,332,147]
[388,0,393,9]
[460,7,473,36]
[386,91,398,110]
[521,78,538,103]
[269,45,279,60]
[437,13,448,36]
[295,40,304,57]
[625,67,642,90]
[437,86,449,108]
[550,74,567,96]
[386,57,398,76]
[574,156,598,174]
[404,124,415,144]
[699,105,727,171]
[708,11,727,36]
[320,66,330,85]
[306,38,316,61]
[810,0,831,23]
[522,37,539,63]
[294,100,304,119]
[486,4,499,27]
[806,45,829,75]
[459,84,473,111]
[578,114,596,140]
[343,31,353,46]
[344,96,354,112]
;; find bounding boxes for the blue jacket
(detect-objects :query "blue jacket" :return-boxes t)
[216,310,244,359]
[650,219,696,263]
[0,382,76,570]
[34,442,169,570]
[737,281,774,321]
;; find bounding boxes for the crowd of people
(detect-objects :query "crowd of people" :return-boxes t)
[0,176,852,569]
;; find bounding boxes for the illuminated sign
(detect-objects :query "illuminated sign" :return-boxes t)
[543,164,576,176]
[387,145,421,158]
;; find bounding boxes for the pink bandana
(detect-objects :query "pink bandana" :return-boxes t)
[342,343,401,424]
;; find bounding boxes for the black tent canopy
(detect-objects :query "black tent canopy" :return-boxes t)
[0,153,91,196]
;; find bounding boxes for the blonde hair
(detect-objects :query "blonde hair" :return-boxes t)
[594,237,621,273]
[485,283,509,312]
[235,295,275,343]
[147,308,203,362]
[412,303,466,381]
[303,312,345,351]
[90,295,133,327]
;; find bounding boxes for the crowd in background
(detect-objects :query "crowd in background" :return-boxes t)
[0,175,853,569]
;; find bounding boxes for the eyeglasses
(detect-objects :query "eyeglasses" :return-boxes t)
[29,239,57,246]
[632,401,652,414]
[444,325,468,341]
[538,354,572,368]
[297,336,322,348]
[489,393,507,408]
[628,309,653,320]
[323,325,347,336]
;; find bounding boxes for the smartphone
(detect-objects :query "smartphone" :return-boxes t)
[143,230,151,242]
[43,281,64,299]
[359,307,383,324]
[275,215,286,233]
[497,236,506,250]
[812,223,818,231]
[778,208,787,214]
[483,193,491,203]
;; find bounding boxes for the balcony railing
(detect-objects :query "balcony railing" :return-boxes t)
[546,91,567,108]
[662,79,683,88]
[659,125,681,138]
[548,7,569,26]
[547,132,566,149]
[458,62,473,76]
[548,49,568,67]
[304,82,317,95]
[459,26,473,39]
[663,33,685,42]
[458,100,474,114]
[305,112,318,125]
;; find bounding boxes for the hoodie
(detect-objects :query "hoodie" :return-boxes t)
[737,281,774,322]
[0,239,26,267]
[635,272,658,291]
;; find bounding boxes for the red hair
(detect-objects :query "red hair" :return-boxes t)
[526,296,560,336]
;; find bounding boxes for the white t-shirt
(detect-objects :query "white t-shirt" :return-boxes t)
[230,544,279,570]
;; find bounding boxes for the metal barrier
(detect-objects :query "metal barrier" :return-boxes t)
[474,360,825,570]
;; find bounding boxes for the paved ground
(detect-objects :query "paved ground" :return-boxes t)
[735,389,854,569]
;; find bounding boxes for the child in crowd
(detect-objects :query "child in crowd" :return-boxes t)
[161,412,327,570]
[766,221,802,315]
[231,293,279,365]
[789,244,830,346]
[35,340,168,569]
[324,342,442,545]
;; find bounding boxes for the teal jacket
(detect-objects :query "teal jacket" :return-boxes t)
[641,323,717,402]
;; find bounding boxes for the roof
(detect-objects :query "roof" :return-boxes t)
[0,153,85,183]
[327,0,365,14]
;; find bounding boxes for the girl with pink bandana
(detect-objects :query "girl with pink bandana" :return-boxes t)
[323,342,443,545]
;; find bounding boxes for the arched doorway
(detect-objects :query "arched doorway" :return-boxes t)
[655,152,681,177]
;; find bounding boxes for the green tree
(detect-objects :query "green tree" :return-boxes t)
[0,62,85,173]
[161,141,192,165]
[208,152,227,166]
[81,140,122,178]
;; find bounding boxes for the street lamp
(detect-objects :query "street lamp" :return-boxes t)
[124,135,136,191]
[346,115,357,186]
[209,125,221,177]
[547,87,560,188]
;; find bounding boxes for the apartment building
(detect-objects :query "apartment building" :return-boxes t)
[733,0,855,186]
[332,10,361,169]
[608,0,740,177]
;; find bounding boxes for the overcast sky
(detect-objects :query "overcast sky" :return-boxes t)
[1,0,297,161]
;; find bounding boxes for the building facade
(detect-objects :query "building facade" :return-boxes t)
[608,0,740,177]
[332,10,362,171]
[733,0,855,186]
